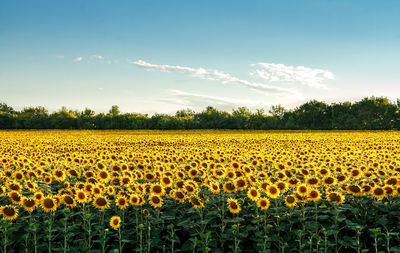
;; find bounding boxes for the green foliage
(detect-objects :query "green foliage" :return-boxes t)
[1,96,400,130]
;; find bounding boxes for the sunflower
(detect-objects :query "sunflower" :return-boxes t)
[44,176,52,185]
[347,184,363,196]
[247,187,260,201]
[326,192,345,205]
[371,186,385,200]
[308,189,321,202]
[184,184,197,195]
[223,182,236,193]
[234,177,248,191]
[384,185,395,197]
[21,197,37,212]
[1,205,18,220]
[93,196,110,210]
[53,169,66,181]
[276,181,288,194]
[128,194,139,206]
[173,190,186,203]
[161,176,173,187]
[284,195,297,207]
[98,170,110,182]
[110,216,121,230]
[188,168,198,178]
[350,168,362,179]
[149,195,163,208]
[76,190,89,203]
[41,197,57,212]
[266,185,280,199]
[150,184,164,196]
[322,176,336,186]
[190,195,204,208]
[7,182,22,192]
[144,172,156,182]
[305,177,320,187]
[13,171,24,181]
[227,198,241,214]
[34,192,44,201]
[62,194,76,208]
[8,191,22,204]
[116,196,129,210]
[142,209,150,216]
[258,181,269,193]
[257,197,270,210]
[225,170,236,180]
[209,182,220,194]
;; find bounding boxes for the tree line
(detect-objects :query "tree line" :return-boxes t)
[1,97,400,130]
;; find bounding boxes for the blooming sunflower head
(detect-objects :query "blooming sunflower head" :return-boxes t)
[109,216,121,230]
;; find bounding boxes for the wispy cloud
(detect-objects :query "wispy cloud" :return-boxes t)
[250,62,335,89]
[55,55,64,59]
[132,60,299,97]
[158,89,270,109]
[92,55,104,60]
[74,57,83,62]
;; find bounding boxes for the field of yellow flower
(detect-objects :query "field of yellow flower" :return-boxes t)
[1,130,400,252]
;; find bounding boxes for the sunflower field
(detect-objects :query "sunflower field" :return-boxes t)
[1,130,400,252]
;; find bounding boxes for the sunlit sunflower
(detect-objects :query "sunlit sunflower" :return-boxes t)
[276,181,288,194]
[8,191,22,205]
[209,182,220,194]
[41,197,57,212]
[1,205,18,220]
[371,186,385,200]
[128,194,139,206]
[190,195,204,208]
[76,190,89,203]
[247,187,260,201]
[34,192,44,201]
[21,197,37,212]
[326,192,345,205]
[173,190,186,203]
[150,184,164,196]
[149,195,163,208]
[305,177,320,187]
[110,216,121,230]
[93,196,110,210]
[116,196,129,210]
[161,176,173,187]
[308,189,321,202]
[98,170,110,182]
[227,198,241,214]
[44,176,52,185]
[257,197,270,210]
[266,185,280,199]
[284,195,297,207]
[53,169,66,181]
[347,184,363,196]
[234,177,248,191]
[13,171,24,181]
[223,182,236,193]
[62,194,76,208]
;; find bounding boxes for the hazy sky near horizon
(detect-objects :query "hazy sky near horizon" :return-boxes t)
[1,0,400,114]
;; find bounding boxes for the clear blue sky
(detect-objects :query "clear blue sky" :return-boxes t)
[1,0,399,114]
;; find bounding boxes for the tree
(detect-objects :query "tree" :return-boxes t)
[108,105,120,117]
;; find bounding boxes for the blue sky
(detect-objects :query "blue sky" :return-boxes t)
[1,0,400,114]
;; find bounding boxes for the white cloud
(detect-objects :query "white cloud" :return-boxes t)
[132,60,299,97]
[158,89,271,110]
[250,62,335,89]
[92,55,104,60]
[74,57,83,62]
